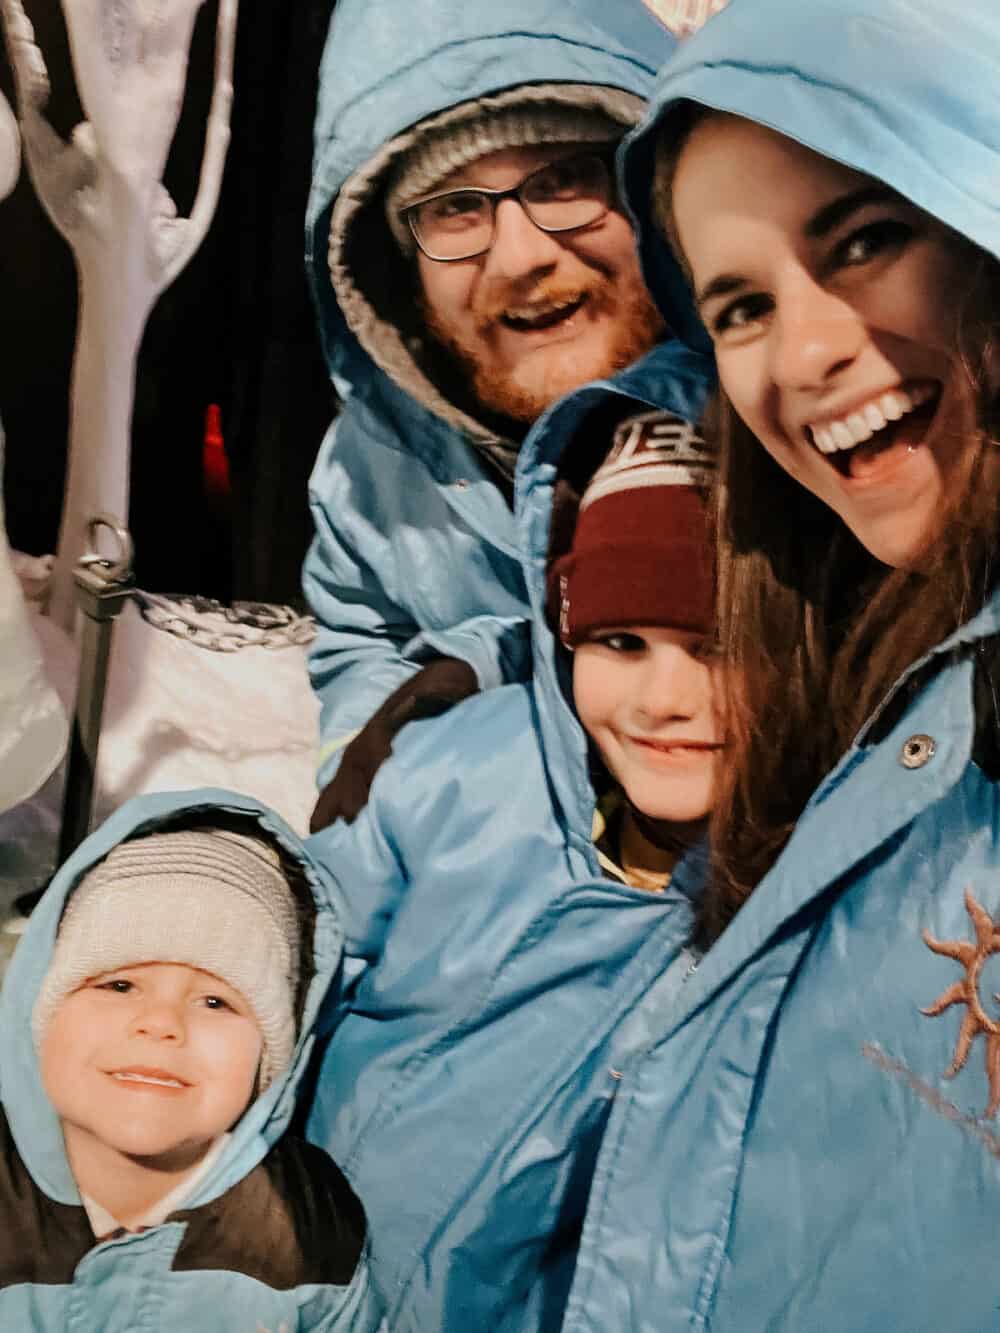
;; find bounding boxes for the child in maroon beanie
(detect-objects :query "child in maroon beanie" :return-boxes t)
[548,409,719,890]
[304,403,722,1327]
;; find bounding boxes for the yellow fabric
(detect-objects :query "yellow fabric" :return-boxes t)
[592,790,674,893]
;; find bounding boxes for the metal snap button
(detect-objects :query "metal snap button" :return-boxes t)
[900,734,936,769]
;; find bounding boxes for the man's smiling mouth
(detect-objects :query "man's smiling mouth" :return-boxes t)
[500,293,587,332]
[805,379,942,479]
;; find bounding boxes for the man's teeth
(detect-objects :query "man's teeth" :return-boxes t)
[810,384,936,455]
[504,297,580,323]
[112,1072,184,1088]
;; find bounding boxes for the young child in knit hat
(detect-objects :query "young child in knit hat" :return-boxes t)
[548,409,719,890]
[0,796,380,1331]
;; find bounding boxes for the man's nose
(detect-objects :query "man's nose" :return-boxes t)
[481,197,563,283]
[768,269,865,391]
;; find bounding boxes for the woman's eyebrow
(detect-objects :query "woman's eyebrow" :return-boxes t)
[695,273,747,311]
[805,185,898,238]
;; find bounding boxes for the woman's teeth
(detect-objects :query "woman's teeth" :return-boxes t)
[809,383,937,455]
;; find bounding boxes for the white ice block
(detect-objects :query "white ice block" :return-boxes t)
[0,436,67,813]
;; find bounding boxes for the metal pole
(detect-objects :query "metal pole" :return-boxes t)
[56,515,134,864]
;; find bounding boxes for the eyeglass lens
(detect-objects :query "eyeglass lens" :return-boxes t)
[409,153,612,261]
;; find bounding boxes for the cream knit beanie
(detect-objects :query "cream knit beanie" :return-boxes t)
[32,828,301,1091]
[385,102,626,252]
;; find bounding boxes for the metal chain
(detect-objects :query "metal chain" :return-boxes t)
[134,589,316,653]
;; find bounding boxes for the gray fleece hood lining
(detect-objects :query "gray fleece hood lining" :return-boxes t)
[328,83,645,474]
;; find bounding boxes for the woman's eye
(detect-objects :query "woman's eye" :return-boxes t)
[712,293,771,338]
[831,218,913,271]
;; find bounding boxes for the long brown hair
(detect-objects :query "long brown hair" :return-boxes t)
[653,108,1000,946]
[703,380,1000,947]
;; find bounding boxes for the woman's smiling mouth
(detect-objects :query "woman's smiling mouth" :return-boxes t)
[804,379,943,482]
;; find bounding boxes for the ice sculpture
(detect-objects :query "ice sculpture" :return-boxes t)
[0,84,68,813]
[1,0,239,631]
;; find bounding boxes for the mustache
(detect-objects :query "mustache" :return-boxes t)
[471,273,614,332]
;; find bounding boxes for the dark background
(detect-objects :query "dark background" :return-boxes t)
[0,0,338,605]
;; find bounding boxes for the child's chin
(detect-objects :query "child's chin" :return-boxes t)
[628,785,712,828]
[104,1130,208,1166]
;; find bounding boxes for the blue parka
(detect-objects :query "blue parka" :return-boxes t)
[307,4,1000,1330]
[530,1,1000,1328]
[0,790,382,1332]
[305,343,711,1331]
[302,0,678,784]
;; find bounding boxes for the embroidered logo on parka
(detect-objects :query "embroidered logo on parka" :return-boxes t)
[639,0,730,38]
[921,888,1000,1117]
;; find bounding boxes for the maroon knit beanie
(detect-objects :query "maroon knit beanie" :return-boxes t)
[547,410,717,647]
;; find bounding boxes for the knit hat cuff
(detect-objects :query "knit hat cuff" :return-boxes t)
[549,530,715,645]
[545,411,717,645]
[386,102,627,251]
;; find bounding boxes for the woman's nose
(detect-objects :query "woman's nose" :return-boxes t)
[482,196,562,283]
[768,270,865,390]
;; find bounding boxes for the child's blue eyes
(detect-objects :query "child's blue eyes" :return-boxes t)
[97,978,134,994]
[92,978,233,1010]
[585,633,720,659]
[594,633,646,653]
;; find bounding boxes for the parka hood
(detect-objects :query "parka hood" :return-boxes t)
[621,0,1000,350]
[307,0,677,464]
[514,338,713,836]
[0,789,344,1210]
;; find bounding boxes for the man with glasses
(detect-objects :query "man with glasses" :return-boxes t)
[304,0,683,830]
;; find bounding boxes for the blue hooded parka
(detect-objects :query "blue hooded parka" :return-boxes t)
[302,0,680,783]
[0,790,382,1332]
[309,2,1000,1330]
[305,343,711,1332]
[532,1,1000,1328]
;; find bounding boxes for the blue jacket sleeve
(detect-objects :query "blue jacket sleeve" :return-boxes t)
[303,407,532,787]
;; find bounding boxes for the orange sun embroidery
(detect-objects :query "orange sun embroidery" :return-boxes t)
[921,888,1000,1118]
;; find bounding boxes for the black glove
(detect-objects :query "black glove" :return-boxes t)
[309,657,478,831]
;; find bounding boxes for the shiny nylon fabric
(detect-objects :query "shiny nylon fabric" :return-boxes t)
[0,789,381,1331]
[302,0,680,784]
[305,341,712,1330]
[563,635,1000,1331]
[546,1,1000,1328]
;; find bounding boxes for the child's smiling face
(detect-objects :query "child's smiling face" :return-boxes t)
[573,624,723,830]
[41,962,263,1173]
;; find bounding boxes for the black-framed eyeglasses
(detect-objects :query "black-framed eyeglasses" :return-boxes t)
[402,150,616,263]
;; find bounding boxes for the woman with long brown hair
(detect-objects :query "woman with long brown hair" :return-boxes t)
[535,0,1000,1327]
